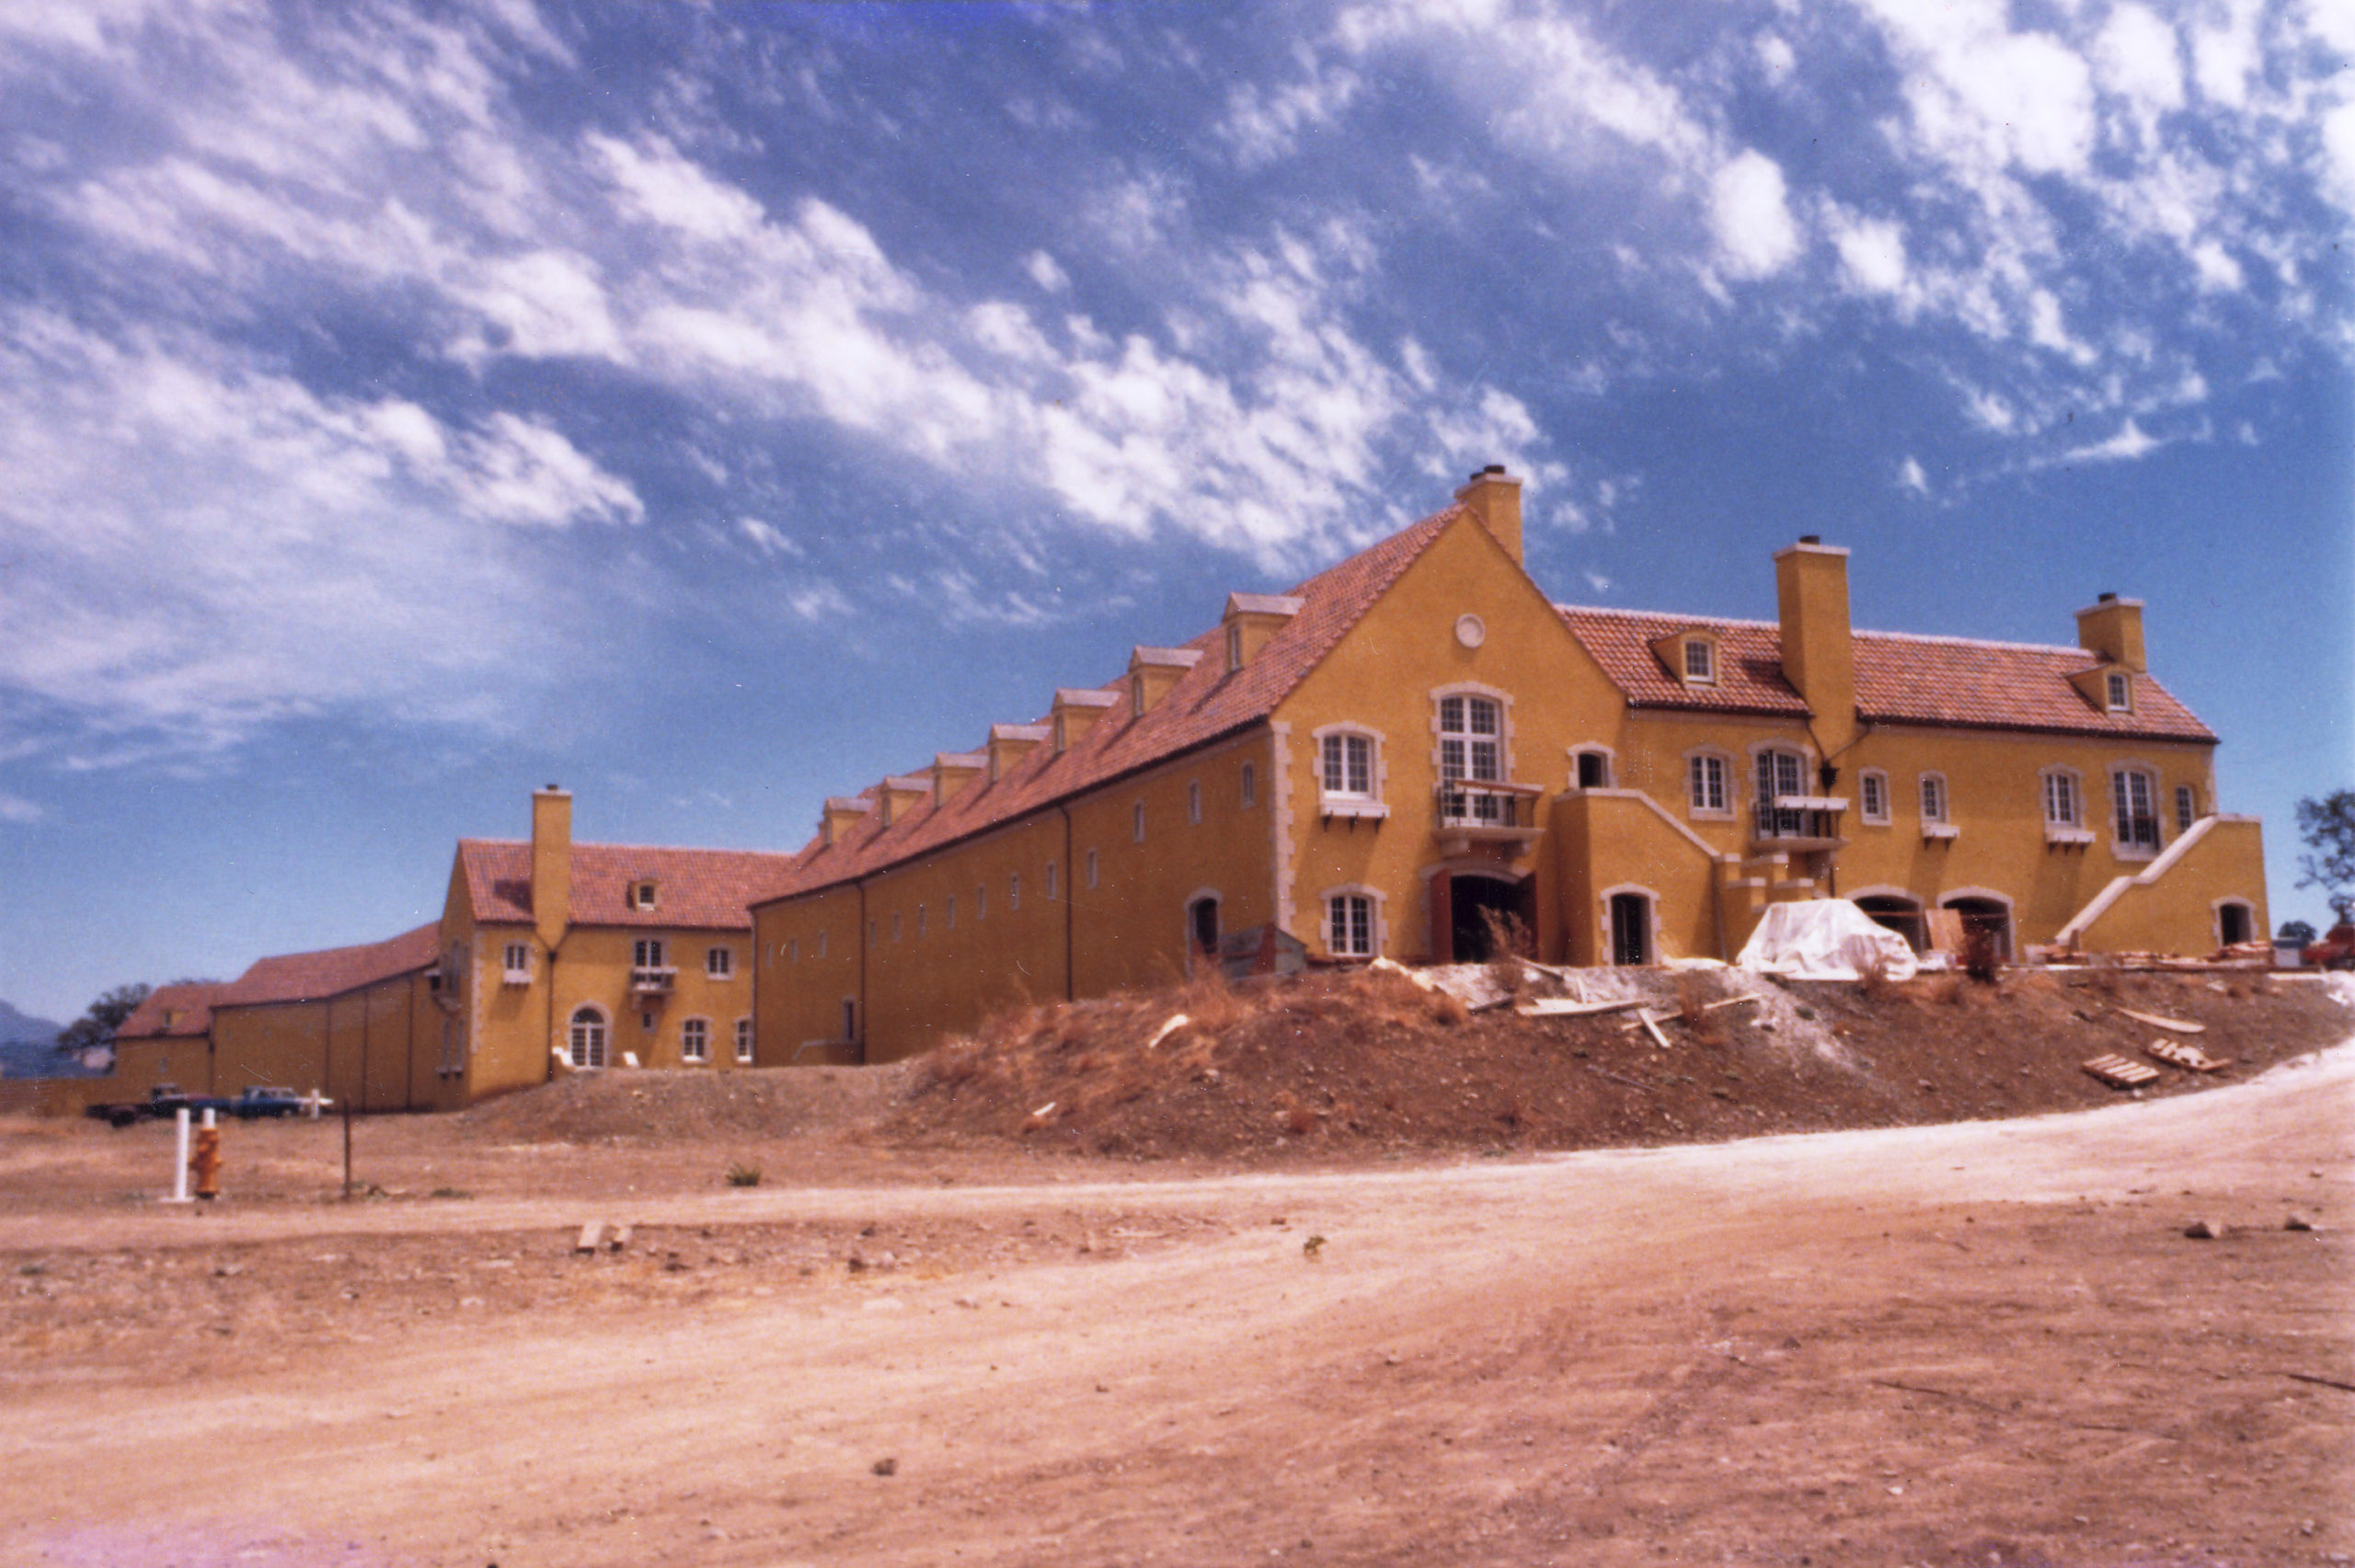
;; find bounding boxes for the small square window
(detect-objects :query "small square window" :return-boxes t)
[630,881,658,910]
[706,946,733,979]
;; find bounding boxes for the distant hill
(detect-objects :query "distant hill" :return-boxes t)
[0,999,63,1047]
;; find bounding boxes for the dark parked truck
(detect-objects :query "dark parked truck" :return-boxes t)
[226,1086,307,1118]
[84,1083,311,1127]
[84,1083,200,1127]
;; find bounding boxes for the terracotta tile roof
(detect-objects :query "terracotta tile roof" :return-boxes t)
[214,923,442,1009]
[1560,607,2214,741]
[459,841,804,931]
[116,982,226,1042]
[762,504,1466,904]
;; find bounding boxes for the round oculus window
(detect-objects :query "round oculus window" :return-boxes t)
[1454,613,1487,648]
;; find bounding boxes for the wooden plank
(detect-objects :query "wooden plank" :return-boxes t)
[2143,1039,2231,1073]
[1514,998,1646,1018]
[2083,1054,2162,1089]
[2117,1007,2204,1035]
[1702,994,1765,1013]
[575,1220,606,1254]
[1638,1009,1673,1050]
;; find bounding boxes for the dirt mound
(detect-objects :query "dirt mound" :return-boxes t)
[454,1061,912,1145]
[890,963,2353,1162]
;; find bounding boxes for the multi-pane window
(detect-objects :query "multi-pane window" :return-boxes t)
[1859,770,1889,824]
[1439,695,1503,822]
[1683,639,1714,682]
[680,1018,709,1063]
[2043,770,2081,827]
[734,1018,752,1064]
[633,937,665,970]
[1321,733,1373,798]
[706,946,732,979]
[1756,749,1808,837]
[1920,773,1949,824]
[2175,784,2197,833]
[568,1006,608,1070]
[2112,769,2160,850]
[2106,672,2131,711]
[502,941,532,979]
[1688,754,1728,815]
[1327,893,1373,957]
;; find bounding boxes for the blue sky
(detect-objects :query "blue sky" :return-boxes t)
[0,0,2348,1023]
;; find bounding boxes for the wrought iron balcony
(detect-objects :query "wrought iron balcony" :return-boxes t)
[1434,780,1546,851]
[1748,795,1848,852]
[628,965,677,994]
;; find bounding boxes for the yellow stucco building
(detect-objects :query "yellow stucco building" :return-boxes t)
[750,469,2267,1065]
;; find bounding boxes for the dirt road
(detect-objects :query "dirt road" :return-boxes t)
[5,1042,2350,1567]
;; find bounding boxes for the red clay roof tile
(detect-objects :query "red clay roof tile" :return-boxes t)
[116,981,226,1042]
[213,923,442,1008]
[459,841,805,931]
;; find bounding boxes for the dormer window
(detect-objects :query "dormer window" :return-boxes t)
[1683,638,1715,683]
[629,881,658,910]
[2105,671,2131,712]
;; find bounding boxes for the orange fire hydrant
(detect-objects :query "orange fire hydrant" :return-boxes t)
[190,1125,223,1201]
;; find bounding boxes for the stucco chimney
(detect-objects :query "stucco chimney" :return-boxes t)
[2074,592,2147,673]
[1453,464,1523,565]
[530,785,571,951]
[1774,539,1857,754]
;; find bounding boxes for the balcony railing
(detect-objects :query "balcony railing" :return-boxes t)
[1433,780,1546,850]
[1749,795,1848,851]
[628,965,677,994]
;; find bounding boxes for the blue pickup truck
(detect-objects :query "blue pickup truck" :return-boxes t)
[85,1083,311,1127]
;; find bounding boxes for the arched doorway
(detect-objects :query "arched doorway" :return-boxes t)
[1855,894,1926,953]
[567,1005,609,1070]
[1942,896,2013,960]
[1188,895,1220,957]
[1452,874,1534,962]
[1608,891,1653,967]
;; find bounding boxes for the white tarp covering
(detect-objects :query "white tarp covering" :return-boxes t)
[1736,898,1919,981]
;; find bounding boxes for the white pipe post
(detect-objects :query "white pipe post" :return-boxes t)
[168,1108,191,1204]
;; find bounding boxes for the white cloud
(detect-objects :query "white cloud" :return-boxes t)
[1025,250,1069,293]
[1755,33,1796,87]
[1831,210,1910,300]
[0,792,43,824]
[2093,5,2185,118]
[1710,151,1801,279]
[2064,417,2163,463]
[737,518,802,558]
[2189,239,2244,293]
[1220,54,1361,166]
[1898,455,1929,495]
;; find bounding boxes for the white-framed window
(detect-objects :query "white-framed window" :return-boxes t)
[946,894,957,930]
[1437,692,1504,824]
[1086,849,1099,889]
[568,1005,609,1070]
[1240,762,1256,808]
[2110,766,2161,853]
[1132,801,1146,842]
[680,1017,710,1063]
[1858,769,1890,825]
[1045,860,1058,899]
[630,880,658,910]
[1687,752,1730,817]
[706,946,733,979]
[633,937,666,969]
[2175,784,2198,833]
[501,941,532,982]
[1325,890,1375,957]
[1188,780,1202,824]
[2106,671,2131,712]
[1755,747,1809,835]
[1919,773,1950,824]
[1683,637,1716,684]
[734,1018,753,1064]
[2043,768,2082,828]
[1317,728,1378,803]
[1009,872,1021,910]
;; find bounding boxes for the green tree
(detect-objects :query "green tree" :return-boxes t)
[2295,789,2355,923]
[2279,919,2317,946]
[54,982,152,1055]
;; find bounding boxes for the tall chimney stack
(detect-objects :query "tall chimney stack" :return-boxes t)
[1453,465,1523,565]
[530,785,571,952]
[1774,539,1857,755]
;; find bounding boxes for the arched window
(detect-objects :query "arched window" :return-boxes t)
[568,1005,609,1070]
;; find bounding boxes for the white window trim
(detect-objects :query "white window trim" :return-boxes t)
[1857,768,1890,826]
[1917,771,1953,828]
[2107,761,2164,861]
[1318,883,1385,959]
[2175,784,2199,835]
[1748,740,1816,807]
[2040,765,2092,843]
[733,1017,753,1065]
[1428,681,1517,786]
[1596,883,1662,967]
[705,945,734,979]
[2105,671,2132,713]
[501,941,533,985]
[1681,635,1718,686]
[1311,722,1388,818]
[679,1015,712,1064]
[1683,749,1735,819]
[1568,744,1616,791]
[566,1003,611,1071]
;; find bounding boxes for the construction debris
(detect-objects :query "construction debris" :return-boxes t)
[1144,1013,1191,1049]
[574,1221,606,1254]
[608,1224,633,1253]
[1513,997,1645,1018]
[2083,1054,2162,1089]
[2184,1219,2223,1240]
[2143,1038,2231,1073]
[1702,994,1765,1013]
[1636,1009,1673,1050]
[2118,1007,2205,1035]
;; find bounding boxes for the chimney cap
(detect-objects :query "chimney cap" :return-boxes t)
[541,783,562,792]
[2097,591,2118,603]
[1798,534,1821,545]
